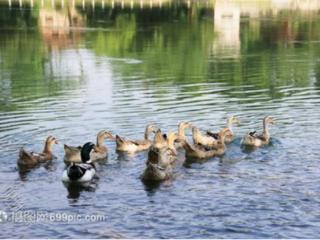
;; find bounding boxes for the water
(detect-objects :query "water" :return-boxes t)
[1,0,320,238]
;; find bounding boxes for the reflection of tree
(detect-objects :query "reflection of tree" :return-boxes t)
[82,4,214,86]
[212,0,240,58]
[39,6,83,49]
[1,0,320,108]
[0,4,84,111]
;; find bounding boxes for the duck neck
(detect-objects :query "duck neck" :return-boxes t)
[43,141,52,154]
[168,137,175,149]
[154,131,166,147]
[178,125,186,139]
[263,120,270,138]
[96,135,105,148]
[219,134,226,146]
[227,118,233,131]
[144,128,151,140]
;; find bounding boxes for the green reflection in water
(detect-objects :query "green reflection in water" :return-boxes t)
[0,0,320,112]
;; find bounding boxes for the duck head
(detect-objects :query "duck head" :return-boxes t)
[227,116,240,128]
[146,124,159,133]
[144,124,159,140]
[81,142,96,163]
[167,131,178,148]
[153,129,167,148]
[264,116,276,125]
[43,136,58,153]
[231,116,240,124]
[178,121,192,129]
[218,128,231,142]
[178,121,192,138]
[97,130,114,140]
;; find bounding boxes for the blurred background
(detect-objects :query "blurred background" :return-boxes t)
[0,0,320,238]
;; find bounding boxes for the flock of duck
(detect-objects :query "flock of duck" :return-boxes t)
[17,116,276,183]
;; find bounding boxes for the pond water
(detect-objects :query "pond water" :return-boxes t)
[1,0,320,238]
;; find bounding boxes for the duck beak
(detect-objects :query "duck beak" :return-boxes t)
[108,133,116,140]
[233,117,240,125]
[55,140,59,144]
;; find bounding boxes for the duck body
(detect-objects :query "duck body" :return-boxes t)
[141,163,172,181]
[18,136,58,167]
[183,128,229,159]
[116,136,151,153]
[116,124,158,153]
[206,129,234,144]
[183,141,217,159]
[64,145,82,163]
[192,126,218,148]
[205,116,240,144]
[147,143,177,168]
[62,163,96,183]
[175,122,192,149]
[62,142,97,183]
[241,116,275,148]
[142,131,177,181]
[64,130,113,164]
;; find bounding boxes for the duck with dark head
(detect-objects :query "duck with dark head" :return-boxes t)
[18,136,58,167]
[62,142,97,183]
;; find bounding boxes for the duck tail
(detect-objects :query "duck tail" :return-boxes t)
[18,148,34,165]
[241,134,253,145]
[206,130,219,139]
[182,140,195,153]
[115,135,125,144]
[19,148,32,159]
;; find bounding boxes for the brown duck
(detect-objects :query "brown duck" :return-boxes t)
[18,136,58,167]
[64,130,114,163]
[175,121,192,149]
[116,124,159,153]
[241,116,275,147]
[205,116,240,144]
[142,131,178,181]
[183,128,230,159]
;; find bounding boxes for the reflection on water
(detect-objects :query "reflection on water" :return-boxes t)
[1,0,320,238]
[64,181,98,200]
[39,7,83,49]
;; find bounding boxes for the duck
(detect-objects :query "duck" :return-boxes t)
[175,121,193,149]
[142,131,178,181]
[206,116,240,144]
[241,116,275,147]
[183,128,230,159]
[147,131,178,167]
[64,130,114,164]
[115,124,159,153]
[141,162,172,182]
[192,125,218,148]
[18,136,58,167]
[62,142,97,183]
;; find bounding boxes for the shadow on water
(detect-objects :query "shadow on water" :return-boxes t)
[63,181,98,200]
[17,166,37,181]
[240,138,280,154]
[141,179,162,194]
[17,160,56,180]
[183,155,214,168]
